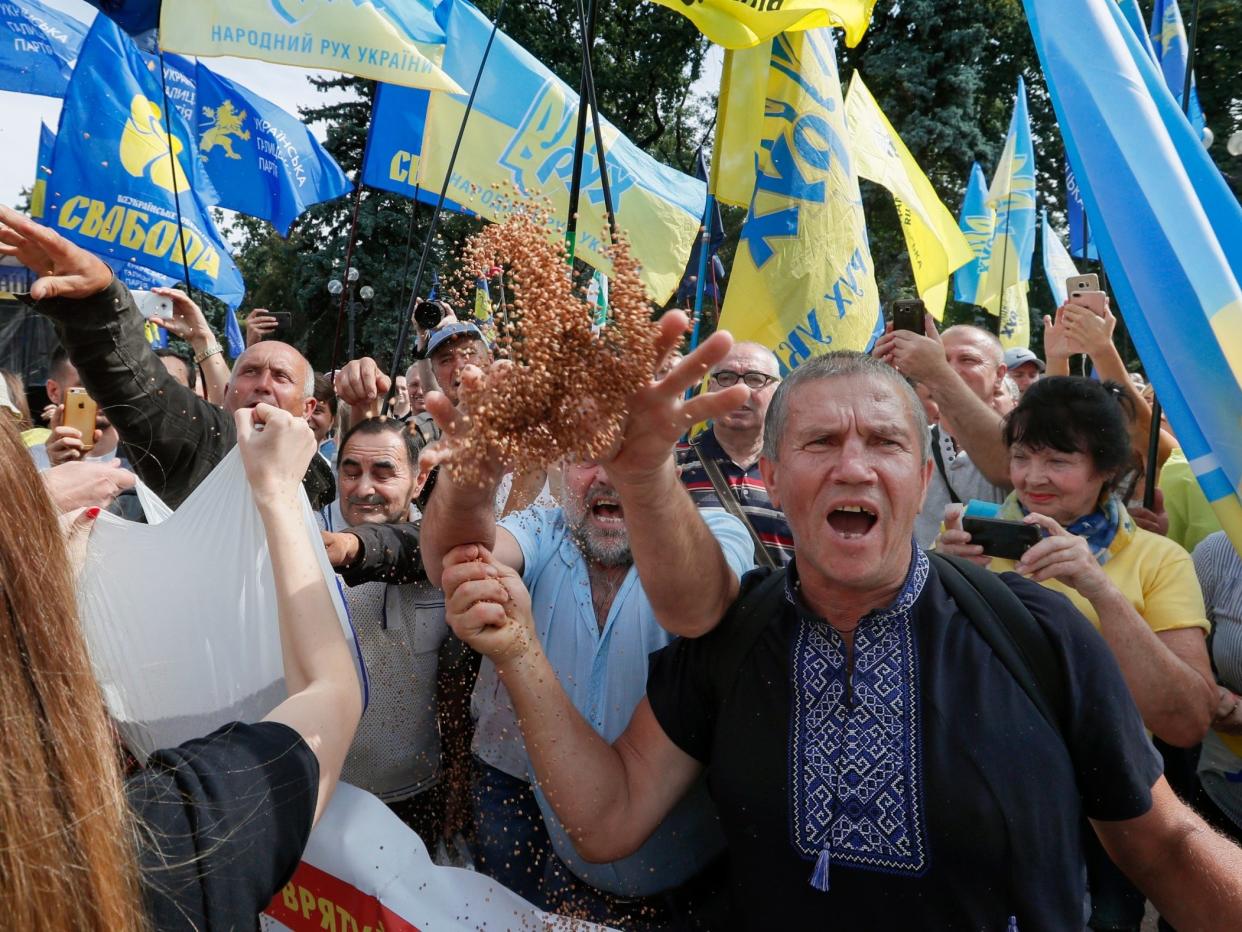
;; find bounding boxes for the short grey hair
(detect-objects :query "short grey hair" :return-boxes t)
[227,345,315,399]
[761,351,931,463]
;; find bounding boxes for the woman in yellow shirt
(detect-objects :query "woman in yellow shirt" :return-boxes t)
[937,376,1217,750]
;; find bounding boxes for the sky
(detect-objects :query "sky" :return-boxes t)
[0,1,723,211]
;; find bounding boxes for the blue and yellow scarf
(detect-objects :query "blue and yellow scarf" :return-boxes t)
[999,492,1134,565]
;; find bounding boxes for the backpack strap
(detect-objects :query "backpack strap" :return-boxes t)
[690,436,778,570]
[930,425,963,505]
[928,552,1069,742]
[710,568,788,711]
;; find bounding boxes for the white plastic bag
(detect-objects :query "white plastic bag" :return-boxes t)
[76,448,363,762]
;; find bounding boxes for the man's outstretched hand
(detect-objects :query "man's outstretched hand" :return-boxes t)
[0,205,112,301]
[599,311,749,487]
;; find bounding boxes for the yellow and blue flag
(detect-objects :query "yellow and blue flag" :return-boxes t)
[718,28,879,374]
[710,44,770,208]
[194,63,353,235]
[1041,209,1079,307]
[0,0,86,97]
[48,16,245,309]
[649,0,875,49]
[159,0,461,93]
[415,0,706,303]
[361,82,472,215]
[953,162,992,305]
[30,121,54,220]
[1148,0,1207,141]
[1025,0,1242,551]
[977,78,1037,349]
[844,73,974,320]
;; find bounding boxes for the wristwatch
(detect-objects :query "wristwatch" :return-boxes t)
[194,344,223,365]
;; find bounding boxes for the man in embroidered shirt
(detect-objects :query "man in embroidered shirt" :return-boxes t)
[676,342,794,566]
[440,351,1242,930]
[421,321,755,925]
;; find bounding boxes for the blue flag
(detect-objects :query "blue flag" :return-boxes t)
[1065,165,1097,260]
[30,121,55,219]
[0,0,87,97]
[1024,0,1242,548]
[195,63,353,234]
[362,82,471,215]
[676,148,725,305]
[1148,0,1207,140]
[81,0,160,35]
[953,161,993,305]
[48,16,245,308]
[1041,209,1079,307]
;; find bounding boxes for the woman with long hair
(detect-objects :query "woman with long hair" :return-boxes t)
[0,402,362,929]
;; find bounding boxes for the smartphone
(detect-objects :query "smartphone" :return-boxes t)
[132,289,174,319]
[266,311,293,335]
[962,516,1042,561]
[1065,274,1107,317]
[891,298,926,334]
[63,387,98,451]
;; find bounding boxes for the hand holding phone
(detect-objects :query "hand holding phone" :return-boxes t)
[1065,274,1107,318]
[961,516,1042,561]
[891,298,926,334]
[63,387,99,452]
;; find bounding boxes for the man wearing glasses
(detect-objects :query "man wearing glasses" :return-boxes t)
[677,342,795,567]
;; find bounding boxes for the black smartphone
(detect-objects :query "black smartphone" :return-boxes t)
[891,299,926,334]
[266,311,293,337]
[962,516,1042,561]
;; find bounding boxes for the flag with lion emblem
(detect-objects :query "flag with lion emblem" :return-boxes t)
[47,16,244,307]
[195,63,353,234]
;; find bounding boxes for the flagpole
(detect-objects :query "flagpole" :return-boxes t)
[157,53,193,295]
[330,82,376,372]
[394,192,421,316]
[1143,0,1201,509]
[564,0,597,264]
[383,0,510,413]
[575,0,616,239]
[688,194,713,351]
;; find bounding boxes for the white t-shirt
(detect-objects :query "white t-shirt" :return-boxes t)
[915,425,1009,548]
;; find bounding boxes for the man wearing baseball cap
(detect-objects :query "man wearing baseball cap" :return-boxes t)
[1003,347,1046,396]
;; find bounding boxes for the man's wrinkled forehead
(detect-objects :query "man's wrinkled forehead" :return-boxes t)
[236,341,307,374]
[341,432,410,469]
[787,375,918,439]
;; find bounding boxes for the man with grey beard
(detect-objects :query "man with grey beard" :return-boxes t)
[420,330,756,928]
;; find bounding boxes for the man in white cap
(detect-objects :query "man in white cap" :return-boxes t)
[1003,347,1046,396]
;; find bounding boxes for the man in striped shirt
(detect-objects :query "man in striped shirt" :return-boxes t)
[676,342,795,566]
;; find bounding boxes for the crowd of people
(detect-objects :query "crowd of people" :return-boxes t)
[3,198,1242,930]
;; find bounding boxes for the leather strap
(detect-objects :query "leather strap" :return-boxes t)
[691,437,778,569]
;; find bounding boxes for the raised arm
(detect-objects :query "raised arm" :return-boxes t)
[149,287,231,406]
[442,544,701,861]
[873,319,1011,486]
[237,404,362,827]
[0,206,231,505]
[599,314,752,636]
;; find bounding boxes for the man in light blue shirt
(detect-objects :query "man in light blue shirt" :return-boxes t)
[422,322,756,927]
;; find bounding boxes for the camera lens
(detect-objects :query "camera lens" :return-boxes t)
[414,300,445,331]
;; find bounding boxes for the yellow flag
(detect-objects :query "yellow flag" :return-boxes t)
[718,29,880,374]
[999,282,1031,350]
[650,0,877,49]
[711,45,770,207]
[844,74,975,319]
[159,0,462,93]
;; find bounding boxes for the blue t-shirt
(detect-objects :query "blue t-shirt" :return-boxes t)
[647,553,1163,929]
[498,504,755,897]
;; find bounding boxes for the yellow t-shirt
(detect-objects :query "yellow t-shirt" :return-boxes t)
[989,526,1210,636]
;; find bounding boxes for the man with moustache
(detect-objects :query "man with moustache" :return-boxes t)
[419,324,755,927]
[677,342,793,566]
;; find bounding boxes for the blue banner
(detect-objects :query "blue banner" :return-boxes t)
[1148,0,1207,140]
[48,16,244,308]
[1065,165,1097,260]
[1025,0,1242,547]
[81,0,160,35]
[30,120,55,219]
[953,161,992,304]
[362,82,470,214]
[195,63,353,234]
[0,0,87,97]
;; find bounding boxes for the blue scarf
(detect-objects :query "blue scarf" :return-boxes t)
[999,493,1133,565]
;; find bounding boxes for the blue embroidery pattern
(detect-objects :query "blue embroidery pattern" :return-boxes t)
[788,547,930,880]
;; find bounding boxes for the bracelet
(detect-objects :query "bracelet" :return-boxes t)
[194,344,223,365]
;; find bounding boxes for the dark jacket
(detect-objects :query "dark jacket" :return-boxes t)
[35,278,426,585]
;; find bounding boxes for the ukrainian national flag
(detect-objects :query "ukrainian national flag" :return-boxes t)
[1024,0,1242,551]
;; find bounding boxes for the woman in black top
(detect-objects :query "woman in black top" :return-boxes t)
[0,397,362,930]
